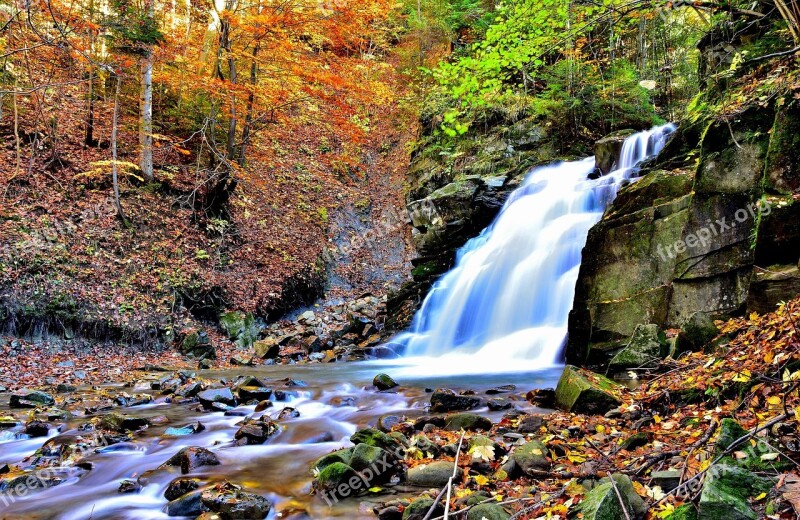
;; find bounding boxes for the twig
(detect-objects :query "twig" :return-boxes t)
[745,45,800,64]
[629,421,718,475]
[608,475,632,520]
[435,430,465,520]
[421,485,449,520]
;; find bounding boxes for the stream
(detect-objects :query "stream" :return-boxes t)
[0,363,561,519]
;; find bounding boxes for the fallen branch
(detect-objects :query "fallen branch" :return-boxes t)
[608,475,632,520]
[629,421,718,475]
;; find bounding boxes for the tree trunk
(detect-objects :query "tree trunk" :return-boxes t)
[238,42,259,167]
[112,75,126,222]
[139,0,155,180]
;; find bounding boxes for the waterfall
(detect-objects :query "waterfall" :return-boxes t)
[390,124,676,375]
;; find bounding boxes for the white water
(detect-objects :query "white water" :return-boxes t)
[387,124,676,376]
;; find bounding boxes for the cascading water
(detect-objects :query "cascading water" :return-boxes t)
[390,124,676,375]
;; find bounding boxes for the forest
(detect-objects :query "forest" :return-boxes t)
[1,0,800,518]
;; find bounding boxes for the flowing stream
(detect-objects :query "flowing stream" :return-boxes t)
[0,125,674,519]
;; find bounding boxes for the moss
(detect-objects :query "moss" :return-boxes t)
[555,365,622,414]
[315,462,359,493]
[665,504,698,520]
[350,428,399,452]
[312,448,353,472]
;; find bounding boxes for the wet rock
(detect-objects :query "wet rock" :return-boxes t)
[517,415,545,433]
[698,464,772,520]
[608,323,667,371]
[511,440,550,474]
[467,503,510,520]
[234,417,279,445]
[233,375,266,388]
[620,432,649,451]
[161,446,221,474]
[166,489,205,516]
[273,389,299,401]
[526,388,556,408]
[253,338,280,359]
[164,477,202,501]
[179,330,216,360]
[350,428,401,452]
[314,462,359,494]
[201,481,272,519]
[312,448,354,472]
[409,434,440,458]
[377,414,403,432]
[373,373,398,391]
[571,474,647,520]
[98,412,150,432]
[487,398,514,411]
[430,389,481,412]
[413,415,446,430]
[165,422,205,437]
[554,366,622,414]
[254,400,273,412]
[174,382,204,398]
[56,384,77,393]
[10,390,55,408]
[118,479,141,493]
[443,413,492,432]
[24,420,51,437]
[199,358,214,369]
[229,356,254,367]
[595,129,637,175]
[377,505,404,520]
[486,385,516,395]
[402,496,442,520]
[237,386,272,403]
[0,416,19,429]
[198,388,237,410]
[651,470,682,493]
[0,470,65,496]
[278,407,300,419]
[349,444,395,481]
[679,312,719,351]
[407,460,461,487]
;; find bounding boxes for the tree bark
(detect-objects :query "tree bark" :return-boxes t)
[238,42,259,167]
[139,0,155,180]
[112,75,126,222]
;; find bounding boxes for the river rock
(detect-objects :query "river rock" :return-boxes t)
[594,129,637,175]
[198,388,236,410]
[430,389,481,412]
[517,415,545,433]
[162,446,221,474]
[166,489,204,516]
[179,330,216,360]
[443,413,492,431]
[487,397,514,411]
[350,428,401,452]
[164,477,202,501]
[608,323,667,371]
[467,503,510,520]
[234,417,279,445]
[413,415,446,430]
[313,448,354,472]
[698,464,772,520]
[175,382,204,398]
[24,420,51,437]
[201,481,272,519]
[511,440,550,474]
[571,474,647,520]
[237,386,272,403]
[165,422,205,437]
[314,461,360,494]
[10,390,55,408]
[407,460,462,487]
[554,365,622,414]
[101,412,150,432]
[253,338,280,359]
[402,496,442,520]
[377,414,403,432]
[373,373,398,391]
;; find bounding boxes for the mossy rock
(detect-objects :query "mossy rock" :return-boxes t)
[403,496,441,520]
[570,474,647,520]
[315,462,359,494]
[407,461,462,487]
[312,448,353,473]
[350,428,400,452]
[467,503,510,520]
[679,311,719,351]
[349,443,391,472]
[555,366,622,414]
[608,323,666,371]
[512,440,550,474]
[698,464,773,520]
[665,504,698,520]
[443,413,492,431]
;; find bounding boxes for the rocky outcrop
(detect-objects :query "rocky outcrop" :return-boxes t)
[568,100,800,367]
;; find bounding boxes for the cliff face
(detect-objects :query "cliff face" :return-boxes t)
[566,97,800,367]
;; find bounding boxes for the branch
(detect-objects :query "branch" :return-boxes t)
[745,45,800,64]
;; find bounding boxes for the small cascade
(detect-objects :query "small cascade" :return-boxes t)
[392,124,676,375]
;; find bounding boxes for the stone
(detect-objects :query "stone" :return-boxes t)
[179,330,216,360]
[698,464,772,520]
[237,386,272,402]
[571,474,647,520]
[715,418,748,456]
[430,389,481,412]
[467,503,510,520]
[444,413,492,432]
[312,449,353,472]
[517,415,545,433]
[175,382,204,398]
[402,496,442,520]
[24,420,51,437]
[373,373,398,391]
[679,312,719,351]
[166,489,205,517]
[487,397,514,411]
[377,414,403,432]
[314,462,359,494]
[198,388,236,410]
[413,415,446,430]
[234,418,279,445]
[608,323,666,371]
[651,470,682,493]
[620,432,649,451]
[161,447,221,474]
[253,338,280,359]
[201,481,272,519]
[554,366,622,414]
[10,390,55,408]
[407,461,462,487]
[164,478,202,501]
[98,412,150,432]
[511,440,550,474]
[350,428,401,452]
[594,129,637,175]
[118,479,141,493]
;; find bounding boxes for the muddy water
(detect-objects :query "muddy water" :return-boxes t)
[0,363,560,520]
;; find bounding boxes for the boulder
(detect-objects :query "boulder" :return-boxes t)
[350,428,401,452]
[237,386,272,403]
[594,129,636,175]
[511,440,550,474]
[23,420,51,437]
[161,447,221,474]
[430,389,481,412]
[166,489,204,517]
[312,448,354,473]
[403,496,442,520]
[314,462,359,494]
[164,478,202,501]
[679,312,719,351]
[555,366,622,414]
[201,482,272,519]
[253,338,280,359]
[198,388,236,410]
[373,373,398,391]
[467,503,510,520]
[444,413,492,432]
[10,390,55,408]
[234,417,279,445]
[179,330,216,359]
[571,474,647,520]
[697,464,772,520]
[608,323,666,371]
[407,461,461,487]
[98,412,150,432]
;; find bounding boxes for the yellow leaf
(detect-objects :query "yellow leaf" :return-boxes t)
[767,396,782,406]
[755,492,767,500]
[596,425,606,434]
